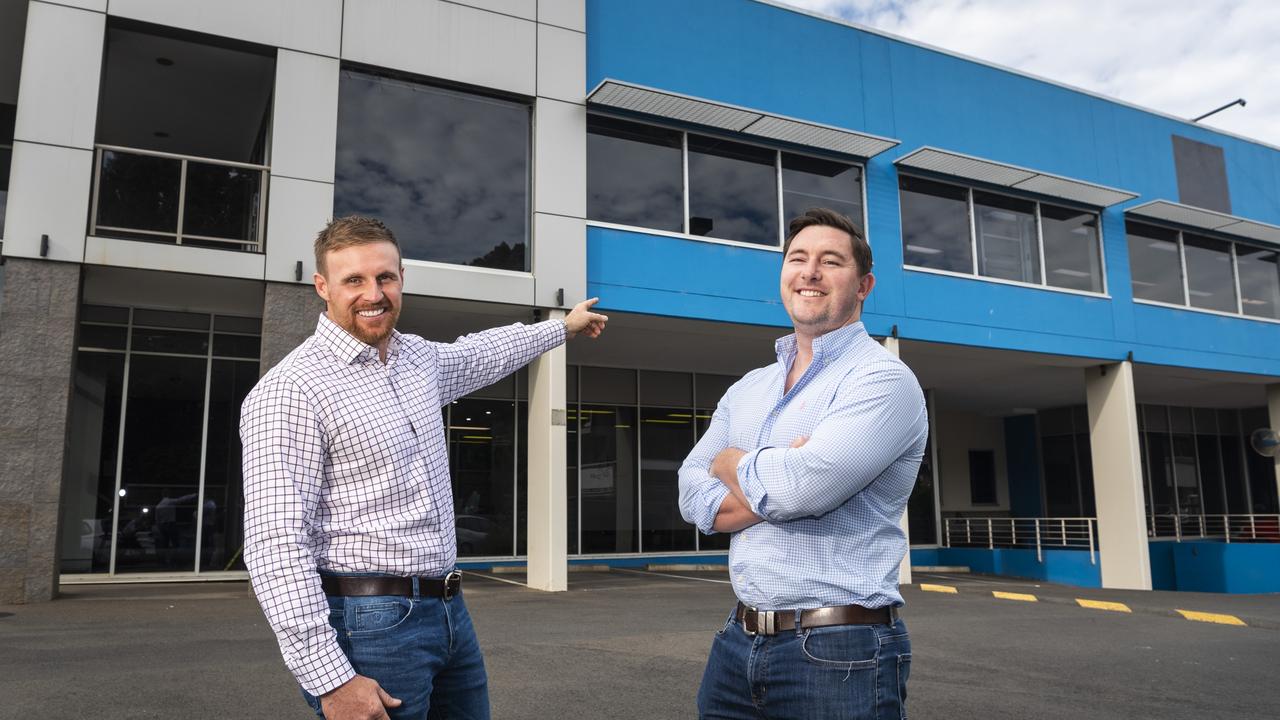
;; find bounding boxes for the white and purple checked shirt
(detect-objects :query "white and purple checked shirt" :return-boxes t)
[679,321,927,611]
[240,312,565,695]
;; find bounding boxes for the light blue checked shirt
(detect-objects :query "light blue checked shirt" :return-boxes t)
[679,321,927,610]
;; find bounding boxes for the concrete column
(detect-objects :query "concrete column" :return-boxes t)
[526,310,567,591]
[879,335,912,586]
[1268,384,1280,506]
[259,282,324,375]
[1084,361,1152,590]
[0,258,81,603]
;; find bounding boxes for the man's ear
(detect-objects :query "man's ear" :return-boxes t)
[314,272,329,303]
[857,272,876,301]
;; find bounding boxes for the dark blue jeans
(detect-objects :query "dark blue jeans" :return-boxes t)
[303,580,489,720]
[697,609,911,720]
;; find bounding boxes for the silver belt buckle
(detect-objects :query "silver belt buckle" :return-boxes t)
[443,570,462,600]
[743,607,776,636]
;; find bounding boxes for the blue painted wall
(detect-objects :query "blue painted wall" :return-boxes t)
[585,0,1280,376]
[1169,541,1280,594]
[930,547,1102,587]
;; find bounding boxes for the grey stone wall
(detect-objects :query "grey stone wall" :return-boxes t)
[260,282,324,376]
[0,258,81,603]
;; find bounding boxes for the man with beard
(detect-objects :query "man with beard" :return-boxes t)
[678,208,927,720]
[240,215,607,720]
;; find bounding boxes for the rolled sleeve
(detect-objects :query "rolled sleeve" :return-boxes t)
[678,394,737,534]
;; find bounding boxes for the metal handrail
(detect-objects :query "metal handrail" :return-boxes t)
[943,516,1098,565]
[1147,514,1280,542]
[90,144,269,251]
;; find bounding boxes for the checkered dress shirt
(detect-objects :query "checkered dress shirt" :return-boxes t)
[240,312,565,695]
[678,321,927,611]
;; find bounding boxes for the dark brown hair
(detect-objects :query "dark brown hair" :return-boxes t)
[783,207,872,275]
[314,215,401,275]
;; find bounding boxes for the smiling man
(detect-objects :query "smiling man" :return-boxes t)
[240,215,606,720]
[678,208,927,720]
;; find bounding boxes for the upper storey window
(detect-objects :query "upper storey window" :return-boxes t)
[586,114,863,248]
[335,70,531,272]
[900,175,1105,294]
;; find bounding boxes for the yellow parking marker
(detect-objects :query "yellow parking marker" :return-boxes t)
[1076,599,1131,613]
[920,583,957,594]
[992,591,1037,602]
[1176,609,1246,626]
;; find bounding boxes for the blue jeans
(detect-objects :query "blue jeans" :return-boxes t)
[303,579,489,720]
[697,609,911,720]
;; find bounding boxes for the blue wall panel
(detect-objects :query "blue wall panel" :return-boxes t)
[934,547,1102,587]
[1170,541,1280,594]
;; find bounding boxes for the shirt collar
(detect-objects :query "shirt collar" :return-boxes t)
[774,321,868,367]
[315,312,402,366]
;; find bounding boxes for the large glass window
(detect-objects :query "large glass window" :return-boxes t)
[640,408,697,552]
[781,153,862,230]
[335,70,531,271]
[974,191,1039,283]
[1235,246,1280,320]
[899,176,972,273]
[688,134,778,246]
[448,398,517,557]
[586,115,683,232]
[1,102,13,238]
[1040,205,1104,293]
[1126,222,1184,304]
[1183,234,1237,313]
[579,405,638,553]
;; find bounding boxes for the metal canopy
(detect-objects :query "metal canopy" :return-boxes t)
[1126,200,1280,245]
[586,79,900,158]
[895,147,1138,208]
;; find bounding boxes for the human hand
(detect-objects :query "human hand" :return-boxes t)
[564,297,608,339]
[790,436,808,448]
[320,674,402,720]
[710,447,747,484]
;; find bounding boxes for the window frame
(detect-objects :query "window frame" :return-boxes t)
[1126,217,1280,324]
[899,173,1110,298]
[585,111,869,254]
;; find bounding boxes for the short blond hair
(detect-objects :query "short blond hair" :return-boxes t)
[314,215,401,275]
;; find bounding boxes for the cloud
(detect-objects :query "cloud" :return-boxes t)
[779,0,1279,147]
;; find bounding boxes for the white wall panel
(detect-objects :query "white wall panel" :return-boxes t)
[263,175,335,283]
[271,51,340,184]
[532,212,585,308]
[342,0,535,96]
[453,0,535,21]
[533,98,585,218]
[39,0,105,12]
[2,141,92,261]
[13,2,105,149]
[402,261,535,306]
[84,235,266,280]
[537,0,584,32]
[936,407,1008,512]
[536,23,585,103]
[108,0,342,57]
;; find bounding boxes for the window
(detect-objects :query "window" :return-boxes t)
[1126,220,1278,320]
[586,114,863,247]
[968,450,997,505]
[0,102,12,238]
[335,70,531,271]
[901,176,1106,293]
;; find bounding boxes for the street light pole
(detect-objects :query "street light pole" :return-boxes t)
[1192,98,1246,123]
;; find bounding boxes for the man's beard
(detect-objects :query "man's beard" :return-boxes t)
[341,304,399,346]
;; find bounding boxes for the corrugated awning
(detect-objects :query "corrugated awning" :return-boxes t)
[1126,200,1280,245]
[586,79,900,158]
[895,147,1138,208]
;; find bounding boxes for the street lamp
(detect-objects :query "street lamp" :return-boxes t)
[1192,98,1246,123]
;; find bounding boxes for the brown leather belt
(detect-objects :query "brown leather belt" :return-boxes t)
[735,601,898,636]
[321,571,462,599]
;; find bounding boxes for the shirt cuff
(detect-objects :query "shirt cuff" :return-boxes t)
[294,638,357,697]
[695,481,733,535]
[736,447,774,520]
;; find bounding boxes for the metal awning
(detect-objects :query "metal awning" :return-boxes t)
[895,147,1138,208]
[1126,200,1280,245]
[586,79,900,158]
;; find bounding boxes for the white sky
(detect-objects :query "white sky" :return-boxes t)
[780,0,1279,148]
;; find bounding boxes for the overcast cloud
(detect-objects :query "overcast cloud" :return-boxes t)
[780,0,1279,147]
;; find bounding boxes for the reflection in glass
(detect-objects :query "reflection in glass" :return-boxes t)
[1041,205,1103,292]
[587,115,683,232]
[900,176,971,272]
[974,191,1039,283]
[182,162,262,243]
[449,399,516,556]
[131,328,209,355]
[116,355,207,572]
[567,406,579,555]
[687,134,778,246]
[1235,245,1280,320]
[1243,408,1279,513]
[335,71,530,271]
[641,408,697,552]
[781,153,862,230]
[1196,434,1226,516]
[59,353,126,574]
[1041,435,1079,516]
[202,360,259,571]
[96,150,182,233]
[1183,234,1237,313]
[0,145,10,237]
[1126,222,1184,304]
[1171,432,1201,516]
[579,405,638,553]
[906,426,937,545]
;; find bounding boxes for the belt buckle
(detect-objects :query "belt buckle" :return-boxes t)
[443,571,462,600]
[742,607,776,636]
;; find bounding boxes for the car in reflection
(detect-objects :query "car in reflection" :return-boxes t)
[456,514,504,555]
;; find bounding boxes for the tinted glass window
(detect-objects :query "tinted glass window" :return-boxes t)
[448,398,517,556]
[974,191,1039,283]
[1236,245,1280,319]
[586,115,683,232]
[1182,233,1237,312]
[579,405,638,553]
[1041,205,1103,293]
[640,408,696,552]
[687,134,778,246]
[900,176,971,272]
[781,153,862,229]
[1126,222,1184,304]
[335,71,530,271]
